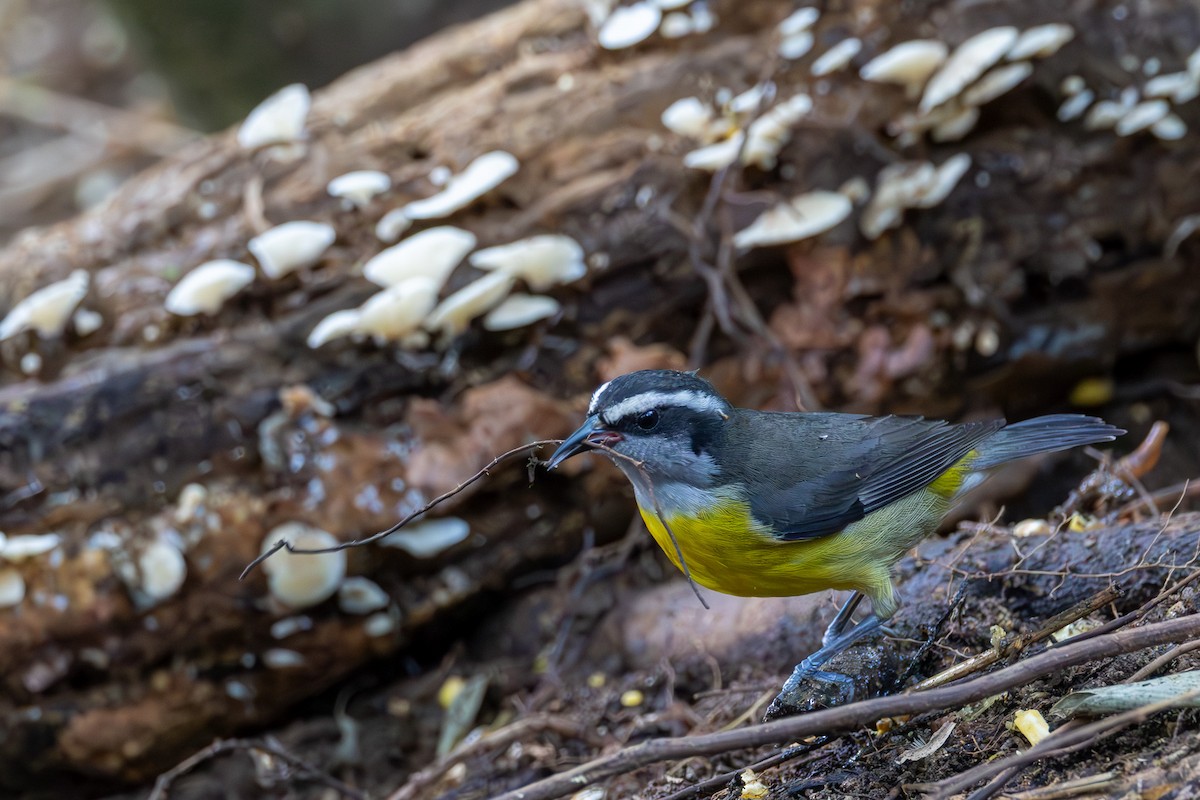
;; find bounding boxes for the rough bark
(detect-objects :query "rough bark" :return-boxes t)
[0,0,1198,790]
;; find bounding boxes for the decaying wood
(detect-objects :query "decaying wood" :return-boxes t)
[1,0,1199,791]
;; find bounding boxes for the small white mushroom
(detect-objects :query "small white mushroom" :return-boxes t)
[72,308,103,337]
[1084,99,1128,130]
[469,234,586,290]
[364,612,396,637]
[859,40,949,96]
[778,31,814,60]
[381,517,471,558]
[1060,75,1086,95]
[597,2,661,50]
[962,61,1033,106]
[248,221,336,279]
[270,615,313,639]
[1152,113,1187,140]
[425,272,515,336]
[1144,72,1200,104]
[0,270,89,340]
[356,276,440,342]
[930,105,980,142]
[733,191,852,249]
[1057,89,1095,122]
[164,260,256,316]
[138,541,187,602]
[363,226,477,289]
[1007,23,1074,61]
[19,352,42,376]
[688,2,715,34]
[327,170,392,208]
[261,522,346,609]
[337,576,390,614]
[683,134,745,171]
[263,648,306,668]
[374,209,414,243]
[1,533,61,561]
[777,7,819,36]
[1115,99,1170,136]
[401,151,519,220]
[860,156,970,239]
[811,38,863,76]
[307,309,362,349]
[237,84,311,150]
[728,83,774,115]
[659,12,692,38]
[661,97,715,139]
[483,294,562,330]
[916,154,973,208]
[920,27,1019,111]
[0,569,24,609]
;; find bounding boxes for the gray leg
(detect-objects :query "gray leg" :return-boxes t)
[822,591,864,647]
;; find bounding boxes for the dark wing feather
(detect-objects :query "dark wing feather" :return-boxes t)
[728,412,1003,541]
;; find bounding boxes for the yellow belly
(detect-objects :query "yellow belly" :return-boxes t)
[637,487,953,615]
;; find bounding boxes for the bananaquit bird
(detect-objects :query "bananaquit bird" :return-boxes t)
[547,369,1124,698]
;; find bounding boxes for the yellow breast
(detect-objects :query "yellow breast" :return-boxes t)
[636,487,950,607]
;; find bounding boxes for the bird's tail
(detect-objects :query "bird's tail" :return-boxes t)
[972,414,1125,470]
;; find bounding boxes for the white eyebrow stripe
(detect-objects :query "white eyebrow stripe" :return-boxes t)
[588,380,612,415]
[600,390,725,425]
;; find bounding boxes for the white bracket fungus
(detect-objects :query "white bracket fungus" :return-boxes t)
[237,84,311,150]
[682,93,812,172]
[327,170,392,208]
[0,270,89,341]
[732,191,852,249]
[425,272,516,337]
[1116,99,1170,136]
[1144,72,1200,104]
[357,276,440,343]
[337,576,390,614]
[401,151,519,220]
[72,308,103,337]
[659,12,692,39]
[1,533,62,561]
[307,309,362,349]
[261,523,346,609]
[137,540,188,603]
[661,96,715,139]
[811,38,863,76]
[468,234,587,290]
[483,294,562,331]
[363,226,477,289]
[860,40,949,97]
[597,2,661,50]
[1007,24,1074,61]
[164,260,256,316]
[920,27,1018,112]
[778,31,814,60]
[1152,113,1187,140]
[861,155,971,240]
[777,7,819,37]
[263,648,306,669]
[375,208,414,243]
[0,569,24,609]
[962,61,1034,107]
[380,517,470,558]
[248,221,336,279]
[1057,89,1095,122]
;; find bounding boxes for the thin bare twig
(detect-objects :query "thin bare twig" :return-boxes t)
[909,584,1121,692]
[240,440,559,579]
[489,612,1200,800]
[928,689,1200,799]
[148,737,364,800]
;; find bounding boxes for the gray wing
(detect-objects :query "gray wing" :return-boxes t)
[729,412,1003,541]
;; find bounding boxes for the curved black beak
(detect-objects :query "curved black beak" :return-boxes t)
[547,415,609,470]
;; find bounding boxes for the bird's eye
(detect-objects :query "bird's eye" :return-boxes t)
[636,409,660,431]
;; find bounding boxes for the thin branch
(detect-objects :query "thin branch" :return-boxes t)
[240,440,560,579]
[908,584,1121,691]
[488,612,1200,800]
[148,737,364,800]
[927,689,1200,799]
